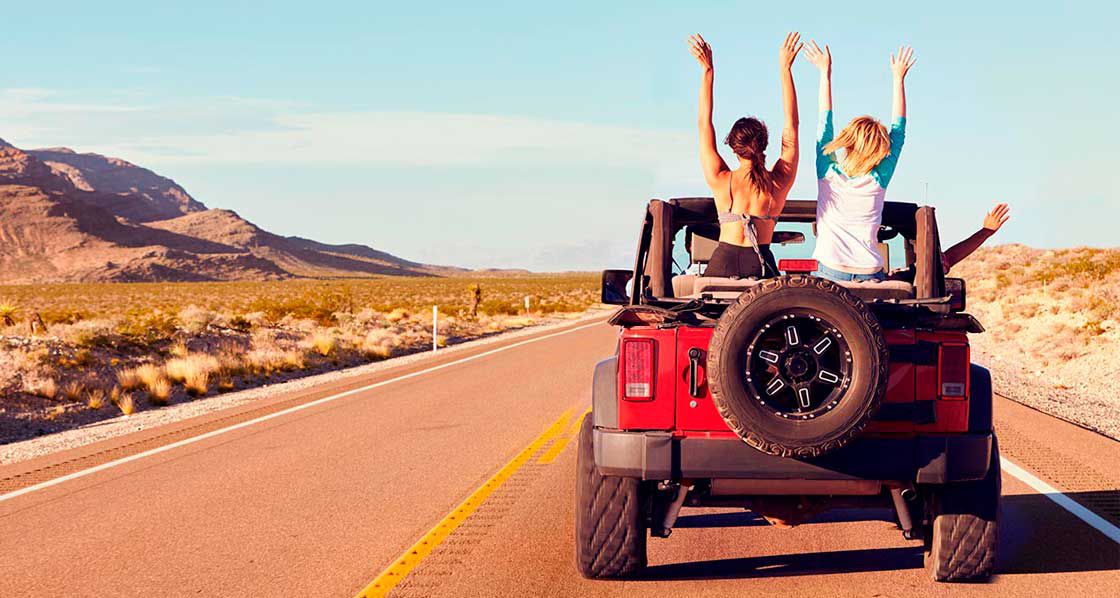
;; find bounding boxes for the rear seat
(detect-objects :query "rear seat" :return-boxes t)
[683,276,914,302]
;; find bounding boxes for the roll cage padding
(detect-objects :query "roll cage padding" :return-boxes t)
[914,206,946,300]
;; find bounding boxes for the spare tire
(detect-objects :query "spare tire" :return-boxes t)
[707,275,889,458]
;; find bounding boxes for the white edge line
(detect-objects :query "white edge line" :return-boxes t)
[1000,456,1120,544]
[0,320,606,504]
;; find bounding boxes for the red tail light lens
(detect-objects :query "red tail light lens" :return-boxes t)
[621,339,655,401]
[939,344,969,399]
[779,259,818,273]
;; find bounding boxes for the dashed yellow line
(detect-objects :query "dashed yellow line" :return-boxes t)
[355,407,576,598]
[537,407,590,464]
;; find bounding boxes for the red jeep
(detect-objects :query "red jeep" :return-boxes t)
[576,198,999,582]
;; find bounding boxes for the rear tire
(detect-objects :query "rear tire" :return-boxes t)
[925,437,1001,582]
[575,414,647,579]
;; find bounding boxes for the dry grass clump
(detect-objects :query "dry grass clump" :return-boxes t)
[165,354,221,383]
[184,371,210,397]
[116,368,143,391]
[86,388,107,409]
[147,377,172,405]
[178,305,218,334]
[114,391,136,416]
[0,301,17,326]
[60,380,84,402]
[169,340,190,358]
[306,331,337,357]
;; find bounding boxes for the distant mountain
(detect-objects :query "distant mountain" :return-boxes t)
[0,137,460,283]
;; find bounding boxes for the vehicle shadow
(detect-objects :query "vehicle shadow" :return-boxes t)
[642,491,1120,581]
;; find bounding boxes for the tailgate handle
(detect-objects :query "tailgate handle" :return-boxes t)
[688,348,704,398]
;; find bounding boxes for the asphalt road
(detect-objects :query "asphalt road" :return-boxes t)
[1,320,1117,597]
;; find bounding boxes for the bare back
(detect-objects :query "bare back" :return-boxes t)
[711,162,795,247]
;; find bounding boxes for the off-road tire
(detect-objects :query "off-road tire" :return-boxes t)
[707,275,889,458]
[925,437,1001,582]
[574,414,647,579]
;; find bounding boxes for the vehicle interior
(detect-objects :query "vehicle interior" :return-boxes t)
[635,198,947,306]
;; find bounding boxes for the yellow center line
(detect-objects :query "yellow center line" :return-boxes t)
[354,407,576,598]
[536,407,590,465]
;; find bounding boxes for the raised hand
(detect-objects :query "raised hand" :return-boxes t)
[890,45,917,80]
[803,40,831,74]
[778,32,803,70]
[983,203,1011,232]
[687,34,713,72]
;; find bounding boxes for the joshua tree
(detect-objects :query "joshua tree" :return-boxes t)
[468,284,482,318]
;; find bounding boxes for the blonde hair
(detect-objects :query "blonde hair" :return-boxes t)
[823,116,891,177]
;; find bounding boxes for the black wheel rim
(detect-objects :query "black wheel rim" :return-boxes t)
[743,310,853,420]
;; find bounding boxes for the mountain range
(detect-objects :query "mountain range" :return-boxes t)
[0,138,460,283]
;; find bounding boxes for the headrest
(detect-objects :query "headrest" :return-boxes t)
[689,234,720,263]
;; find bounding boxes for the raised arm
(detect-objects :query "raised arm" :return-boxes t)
[772,32,803,191]
[942,203,1010,271]
[687,34,728,187]
[890,45,916,120]
[874,45,917,187]
[803,40,834,178]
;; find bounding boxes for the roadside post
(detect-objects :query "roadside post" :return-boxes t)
[432,305,438,352]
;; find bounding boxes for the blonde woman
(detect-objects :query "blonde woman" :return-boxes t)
[687,32,803,279]
[803,41,916,281]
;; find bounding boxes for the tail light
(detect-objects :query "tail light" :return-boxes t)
[779,259,818,273]
[621,339,655,401]
[939,344,969,399]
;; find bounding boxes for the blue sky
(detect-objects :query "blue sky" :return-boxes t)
[1,1,1115,270]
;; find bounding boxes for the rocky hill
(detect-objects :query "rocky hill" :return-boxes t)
[0,137,457,282]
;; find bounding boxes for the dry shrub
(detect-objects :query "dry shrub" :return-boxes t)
[169,340,190,358]
[282,350,306,370]
[147,377,172,405]
[115,391,136,416]
[116,368,143,391]
[386,308,410,323]
[361,329,401,359]
[178,305,218,334]
[59,319,117,347]
[165,354,220,383]
[60,381,84,402]
[306,332,337,357]
[218,376,235,391]
[184,371,210,397]
[86,388,107,409]
[135,364,164,390]
[246,347,285,374]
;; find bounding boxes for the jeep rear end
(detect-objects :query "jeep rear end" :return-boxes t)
[575,198,1000,583]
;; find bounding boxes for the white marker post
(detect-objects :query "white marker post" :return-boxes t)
[524,295,530,314]
[432,305,438,352]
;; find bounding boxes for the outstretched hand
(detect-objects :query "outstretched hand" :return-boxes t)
[890,45,917,79]
[983,203,1011,232]
[803,40,831,74]
[687,34,713,72]
[779,32,803,69]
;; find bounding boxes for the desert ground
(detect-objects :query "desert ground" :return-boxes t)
[954,244,1120,439]
[0,274,599,444]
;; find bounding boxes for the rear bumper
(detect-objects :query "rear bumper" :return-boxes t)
[593,428,993,484]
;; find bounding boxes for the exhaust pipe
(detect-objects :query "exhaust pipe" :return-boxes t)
[653,484,692,538]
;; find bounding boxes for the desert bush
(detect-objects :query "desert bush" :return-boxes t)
[116,368,143,391]
[147,378,171,405]
[165,354,220,384]
[86,388,107,409]
[306,332,337,357]
[114,391,136,416]
[184,371,210,397]
[178,305,218,334]
[134,364,164,390]
[60,381,84,402]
